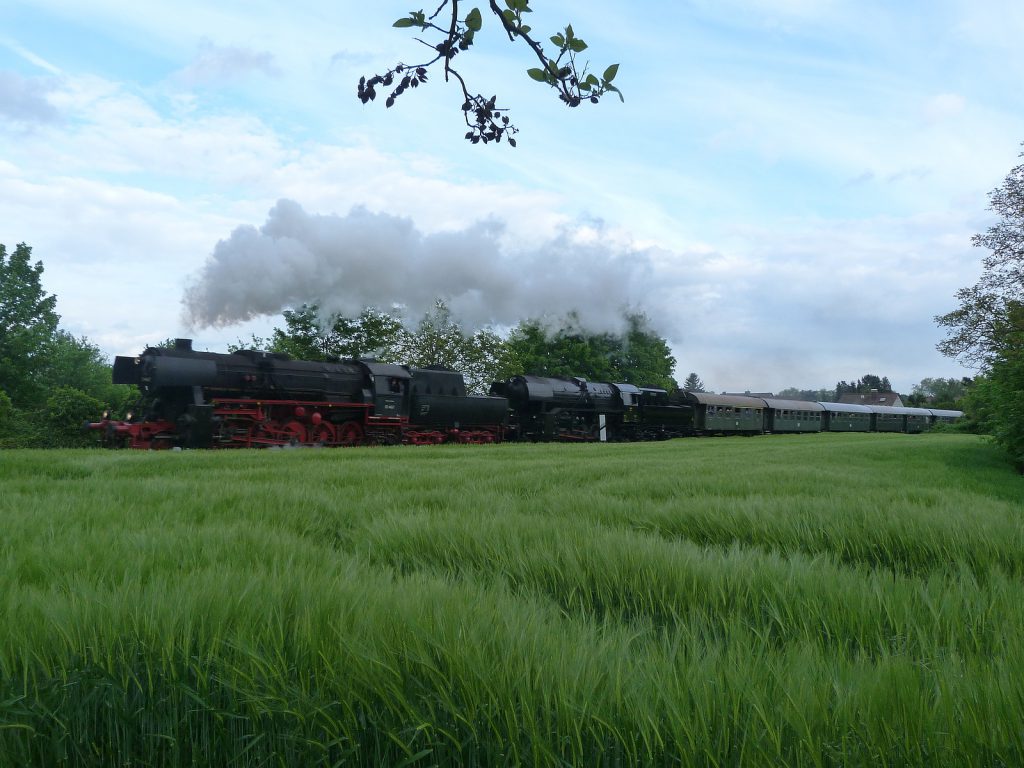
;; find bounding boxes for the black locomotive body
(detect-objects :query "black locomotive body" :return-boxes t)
[406,367,508,444]
[491,375,617,441]
[92,340,506,448]
[489,375,695,442]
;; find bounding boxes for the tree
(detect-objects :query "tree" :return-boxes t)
[393,300,516,393]
[231,304,406,361]
[682,373,705,392]
[936,147,1024,469]
[0,242,60,406]
[617,314,678,392]
[956,310,1024,466]
[45,386,107,447]
[505,312,677,390]
[776,387,836,402]
[360,1,622,145]
[907,377,968,409]
[860,374,883,391]
[835,375,893,398]
[937,147,1024,367]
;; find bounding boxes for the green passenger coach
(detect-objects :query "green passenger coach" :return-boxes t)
[680,392,764,435]
[760,398,824,433]
[869,405,931,433]
[928,408,964,426]
[820,402,873,432]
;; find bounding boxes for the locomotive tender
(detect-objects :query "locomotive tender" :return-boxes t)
[87,339,962,449]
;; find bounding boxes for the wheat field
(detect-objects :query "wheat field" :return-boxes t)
[1,433,1022,766]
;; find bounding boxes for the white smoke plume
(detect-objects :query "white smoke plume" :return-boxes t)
[182,199,675,334]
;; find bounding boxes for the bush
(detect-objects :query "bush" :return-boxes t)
[44,386,106,447]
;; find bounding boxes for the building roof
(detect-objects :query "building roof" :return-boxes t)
[837,391,904,407]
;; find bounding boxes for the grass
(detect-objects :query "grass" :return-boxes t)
[0,433,1022,766]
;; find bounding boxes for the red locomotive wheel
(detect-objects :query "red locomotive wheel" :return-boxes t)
[312,423,336,446]
[337,421,363,446]
[281,420,307,445]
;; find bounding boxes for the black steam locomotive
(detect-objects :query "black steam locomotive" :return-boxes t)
[90,339,510,449]
[88,339,961,449]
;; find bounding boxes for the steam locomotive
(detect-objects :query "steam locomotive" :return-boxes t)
[86,339,961,449]
[90,339,507,448]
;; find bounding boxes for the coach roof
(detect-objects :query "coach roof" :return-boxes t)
[761,398,825,412]
[682,392,765,408]
[819,402,872,413]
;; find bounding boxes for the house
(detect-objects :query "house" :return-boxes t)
[837,390,904,407]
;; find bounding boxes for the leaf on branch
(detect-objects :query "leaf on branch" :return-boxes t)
[393,17,415,28]
[466,7,483,31]
[569,38,587,52]
[603,63,619,82]
[526,68,547,82]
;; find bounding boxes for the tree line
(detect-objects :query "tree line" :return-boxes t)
[232,302,679,395]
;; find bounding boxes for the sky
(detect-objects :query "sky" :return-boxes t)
[1,0,1022,395]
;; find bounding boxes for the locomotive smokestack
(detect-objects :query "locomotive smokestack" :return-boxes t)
[175,338,193,351]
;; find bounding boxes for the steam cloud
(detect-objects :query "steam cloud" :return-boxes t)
[182,199,673,334]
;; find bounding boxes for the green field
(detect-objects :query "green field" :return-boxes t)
[1,433,1022,766]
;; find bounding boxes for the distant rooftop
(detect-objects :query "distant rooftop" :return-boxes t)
[837,391,904,407]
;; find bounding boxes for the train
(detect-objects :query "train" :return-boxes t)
[86,339,963,449]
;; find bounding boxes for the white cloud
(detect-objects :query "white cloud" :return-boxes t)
[925,93,966,121]
[174,38,280,87]
[0,71,60,123]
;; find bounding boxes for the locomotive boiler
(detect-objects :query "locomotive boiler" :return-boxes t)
[89,339,506,448]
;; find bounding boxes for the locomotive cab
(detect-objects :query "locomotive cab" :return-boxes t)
[358,362,411,419]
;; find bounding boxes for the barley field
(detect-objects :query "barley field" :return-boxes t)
[1,433,1022,766]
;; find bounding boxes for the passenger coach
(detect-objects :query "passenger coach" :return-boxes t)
[820,402,872,432]
[679,392,764,435]
[761,398,824,433]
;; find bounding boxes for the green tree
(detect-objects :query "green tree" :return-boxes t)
[859,374,883,392]
[682,372,705,392]
[936,148,1024,468]
[908,377,968,409]
[44,386,107,447]
[361,1,621,145]
[937,148,1024,367]
[395,300,515,393]
[0,390,12,427]
[231,304,406,361]
[836,375,893,397]
[618,314,678,391]
[0,242,60,406]
[776,387,836,402]
[505,312,677,390]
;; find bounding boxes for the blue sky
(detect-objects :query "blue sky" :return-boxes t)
[2,0,1022,393]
